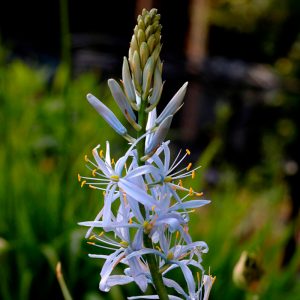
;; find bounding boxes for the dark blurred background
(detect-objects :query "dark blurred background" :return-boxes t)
[0,0,300,299]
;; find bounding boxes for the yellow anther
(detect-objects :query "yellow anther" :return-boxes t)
[196,192,203,197]
[87,241,95,245]
[143,221,153,233]
[84,155,89,162]
[190,209,196,213]
[192,170,195,179]
[164,176,173,183]
[186,149,191,155]
[110,175,119,181]
[156,246,162,251]
[178,180,183,187]
[151,205,156,212]
[92,169,97,176]
[77,174,81,182]
[103,191,106,196]
[99,150,104,158]
[189,187,194,195]
[111,158,115,165]
[187,162,192,171]
[167,251,174,260]
[120,241,129,247]
[197,272,200,283]
[89,184,97,189]
[129,218,133,224]
[89,235,96,240]
[81,180,86,188]
[99,232,104,237]
[176,231,180,239]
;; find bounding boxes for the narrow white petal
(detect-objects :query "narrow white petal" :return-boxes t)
[87,93,127,135]
[170,200,211,211]
[155,82,188,125]
[118,179,156,207]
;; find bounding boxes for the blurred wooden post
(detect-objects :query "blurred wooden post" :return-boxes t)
[181,0,210,143]
[186,0,209,71]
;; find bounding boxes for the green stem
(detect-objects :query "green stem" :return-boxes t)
[56,262,73,300]
[136,100,147,164]
[137,100,169,300]
[144,234,169,300]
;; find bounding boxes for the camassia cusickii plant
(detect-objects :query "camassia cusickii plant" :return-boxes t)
[78,8,215,300]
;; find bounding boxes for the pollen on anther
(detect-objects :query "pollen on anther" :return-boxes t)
[89,235,96,240]
[99,231,104,237]
[77,174,81,182]
[87,241,95,246]
[178,180,183,187]
[81,180,86,188]
[186,149,191,155]
[84,155,89,162]
[89,184,97,189]
[99,150,104,158]
[92,169,97,176]
[151,205,156,212]
[196,192,203,197]
[176,231,180,239]
[189,187,194,195]
[187,162,192,171]
[103,191,106,196]
[111,158,115,165]
[192,170,195,179]
[129,218,133,224]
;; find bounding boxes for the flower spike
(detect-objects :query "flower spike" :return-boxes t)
[80,8,212,300]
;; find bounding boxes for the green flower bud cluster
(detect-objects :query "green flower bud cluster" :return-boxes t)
[87,8,188,152]
[125,8,163,107]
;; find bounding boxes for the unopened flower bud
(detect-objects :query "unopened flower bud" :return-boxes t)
[142,56,155,99]
[132,51,142,93]
[140,42,150,69]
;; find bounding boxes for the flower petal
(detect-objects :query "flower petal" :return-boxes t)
[87,93,127,136]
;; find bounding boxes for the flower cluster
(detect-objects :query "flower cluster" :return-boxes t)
[79,8,214,300]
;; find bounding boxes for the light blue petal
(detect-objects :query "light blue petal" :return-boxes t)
[163,278,188,299]
[118,179,156,207]
[78,221,139,228]
[155,82,188,125]
[100,248,124,291]
[92,145,112,177]
[106,275,134,288]
[108,79,136,121]
[87,93,127,135]
[102,184,117,228]
[125,248,166,261]
[171,261,196,299]
[128,296,183,300]
[170,200,211,211]
[145,115,173,156]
